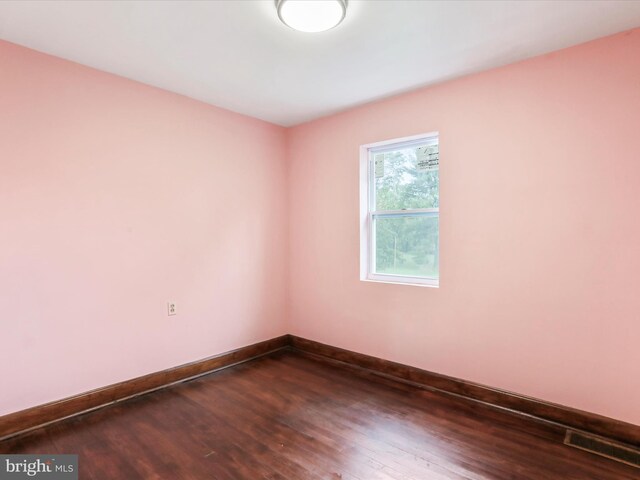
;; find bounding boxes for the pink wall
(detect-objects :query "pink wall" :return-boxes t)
[287,29,640,425]
[0,41,288,416]
[2,29,639,426]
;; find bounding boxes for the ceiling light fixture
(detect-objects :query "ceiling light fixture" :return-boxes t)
[276,0,347,33]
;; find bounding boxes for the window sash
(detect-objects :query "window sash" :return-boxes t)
[371,208,438,218]
[368,143,438,212]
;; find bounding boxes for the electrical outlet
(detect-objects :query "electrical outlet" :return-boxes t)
[167,302,177,316]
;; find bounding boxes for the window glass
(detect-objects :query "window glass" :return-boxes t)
[374,144,439,211]
[374,216,439,278]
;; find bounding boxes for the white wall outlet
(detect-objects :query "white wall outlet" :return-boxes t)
[167,302,177,316]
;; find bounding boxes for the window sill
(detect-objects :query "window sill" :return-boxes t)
[362,275,439,288]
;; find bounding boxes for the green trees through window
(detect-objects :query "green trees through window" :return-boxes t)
[373,144,439,279]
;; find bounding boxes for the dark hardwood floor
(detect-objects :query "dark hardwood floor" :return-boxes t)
[1,350,636,479]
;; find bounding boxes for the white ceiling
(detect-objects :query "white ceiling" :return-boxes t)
[1,1,639,126]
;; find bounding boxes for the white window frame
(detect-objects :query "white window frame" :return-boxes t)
[359,132,439,288]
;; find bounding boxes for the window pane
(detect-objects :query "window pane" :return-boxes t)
[374,143,439,210]
[374,215,439,278]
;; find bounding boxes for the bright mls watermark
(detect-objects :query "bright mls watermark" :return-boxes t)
[0,455,77,479]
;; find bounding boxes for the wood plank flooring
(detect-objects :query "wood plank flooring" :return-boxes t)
[1,350,637,479]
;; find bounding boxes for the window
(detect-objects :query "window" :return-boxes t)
[360,133,439,287]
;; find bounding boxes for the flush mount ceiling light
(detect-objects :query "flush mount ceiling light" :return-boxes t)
[276,0,347,33]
